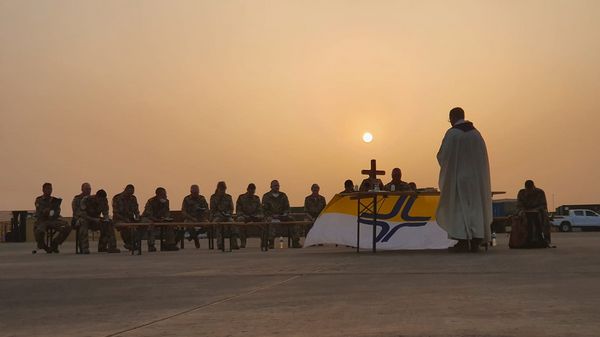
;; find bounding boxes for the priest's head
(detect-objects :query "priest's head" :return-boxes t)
[449,107,465,126]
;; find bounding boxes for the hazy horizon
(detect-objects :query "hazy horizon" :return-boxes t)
[1,0,599,214]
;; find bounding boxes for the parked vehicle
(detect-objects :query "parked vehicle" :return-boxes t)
[551,209,600,232]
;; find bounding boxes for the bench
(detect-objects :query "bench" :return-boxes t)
[115,220,313,255]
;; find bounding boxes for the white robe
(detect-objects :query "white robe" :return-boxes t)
[436,121,492,242]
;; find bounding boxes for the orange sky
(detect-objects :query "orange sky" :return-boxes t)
[1,0,599,214]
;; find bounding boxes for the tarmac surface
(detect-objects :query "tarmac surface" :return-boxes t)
[1,232,599,337]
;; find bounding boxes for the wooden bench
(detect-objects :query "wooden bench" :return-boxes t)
[115,220,313,255]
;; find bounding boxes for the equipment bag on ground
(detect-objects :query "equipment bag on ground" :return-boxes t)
[509,212,552,249]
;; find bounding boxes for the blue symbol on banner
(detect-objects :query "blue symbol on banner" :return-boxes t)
[359,196,431,243]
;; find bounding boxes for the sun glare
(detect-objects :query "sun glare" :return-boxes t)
[362,132,373,143]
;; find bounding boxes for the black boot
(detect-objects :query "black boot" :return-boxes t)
[448,239,469,253]
[470,238,483,253]
[50,242,60,254]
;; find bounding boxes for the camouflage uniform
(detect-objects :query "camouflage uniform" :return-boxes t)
[262,191,300,247]
[210,193,238,249]
[383,180,413,192]
[76,195,118,253]
[517,187,551,244]
[112,192,140,247]
[34,195,71,252]
[181,194,209,248]
[141,197,175,249]
[235,192,263,248]
[359,178,384,192]
[71,193,87,226]
[304,195,326,221]
[304,194,326,235]
[517,188,548,212]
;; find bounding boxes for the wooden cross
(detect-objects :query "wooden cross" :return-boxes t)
[361,159,385,180]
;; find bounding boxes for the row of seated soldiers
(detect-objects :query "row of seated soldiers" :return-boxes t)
[33,167,414,254]
[33,180,327,254]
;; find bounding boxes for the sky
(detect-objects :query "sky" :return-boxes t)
[1,0,599,214]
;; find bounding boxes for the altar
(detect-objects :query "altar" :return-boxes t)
[304,191,456,251]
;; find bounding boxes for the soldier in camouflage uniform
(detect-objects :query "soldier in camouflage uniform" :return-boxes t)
[34,183,71,253]
[180,184,209,249]
[71,182,91,229]
[517,180,551,245]
[76,189,120,254]
[142,187,178,252]
[235,183,263,248]
[383,168,413,192]
[210,181,239,250]
[340,179,355,194]
[263,180,301,248]
[304,183,327,224]
[112,184,140,251]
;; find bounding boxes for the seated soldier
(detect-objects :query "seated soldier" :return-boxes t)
[76,189,120,254]
[340,179,355,194]
[211,181,238,250]
[304,183,326,222]
[384,168,413,192]
[34,183,71,253]
[141,187,178,252]
[235,183,264,248]
[517,180,551,245]
[71,182,91,230]
[180,184,209,249]
[112,184,140,251]
[263,180,300,248]
[359,177,384,192]
[304,183,327,234]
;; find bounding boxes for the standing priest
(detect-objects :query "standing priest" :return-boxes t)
[436,107,492,253]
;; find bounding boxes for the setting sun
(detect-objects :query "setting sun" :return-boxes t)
[362,132,374,143]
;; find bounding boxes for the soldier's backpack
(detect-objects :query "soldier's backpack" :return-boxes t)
[509,215,529,248]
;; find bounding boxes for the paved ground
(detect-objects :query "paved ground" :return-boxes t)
[1,232,599,337]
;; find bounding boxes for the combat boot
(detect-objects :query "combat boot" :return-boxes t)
[163,244,179,251]
[38,242,52,254]
[470,238,483,253]
[50,242,60,254]
[448,239,469,253]
[230,238,239,250]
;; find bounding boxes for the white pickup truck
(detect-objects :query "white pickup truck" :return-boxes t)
[552,209,600,232]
